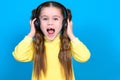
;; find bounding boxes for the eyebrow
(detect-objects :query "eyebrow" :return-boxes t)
[40,15,61,18]
[40,15,47,18]
[53,15,61,18]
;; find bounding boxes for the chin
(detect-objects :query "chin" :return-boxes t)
[47,37,55,40]
[46,34,56,41]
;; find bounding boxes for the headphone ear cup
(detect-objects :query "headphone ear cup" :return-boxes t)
[62,19,68,28]
[34,18,40,31]
[61,19,68,34]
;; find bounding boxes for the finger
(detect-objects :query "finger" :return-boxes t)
[67,19,73,27]
[30,20,32,25]
[70,21,73,26]
[30,18,36,26]
[67,19,70,27]
[67,19,69,24]
[31,18,36,24]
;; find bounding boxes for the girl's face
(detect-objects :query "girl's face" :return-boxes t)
[40,7,63,40]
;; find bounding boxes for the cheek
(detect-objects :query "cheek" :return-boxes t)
[56,24,63,33]
[57,22,63,31]
[40,20,46,28]
[40,23,46,33]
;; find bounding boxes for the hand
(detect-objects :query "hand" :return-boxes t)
[67,20,75,40]
[28,18,36,37]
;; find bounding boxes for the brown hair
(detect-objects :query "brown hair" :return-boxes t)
[31,1,72,80]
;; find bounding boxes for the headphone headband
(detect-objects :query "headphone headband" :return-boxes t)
[35,1,68,19]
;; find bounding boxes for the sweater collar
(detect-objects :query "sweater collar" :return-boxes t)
[44,34,60,43]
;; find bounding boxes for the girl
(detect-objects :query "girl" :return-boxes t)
[12,1,90,80]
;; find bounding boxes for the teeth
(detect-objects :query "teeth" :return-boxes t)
[47,28,55,32]
[47,28,55,34]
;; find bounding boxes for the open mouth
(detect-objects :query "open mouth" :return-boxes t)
[47,28,55,34]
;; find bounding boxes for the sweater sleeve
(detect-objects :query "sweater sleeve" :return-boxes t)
[70,38,91,62]
[12,36,34,62]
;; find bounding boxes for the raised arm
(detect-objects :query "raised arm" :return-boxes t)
[67,9,90,62]
[70,38,90,62]
[13,18,36,62]
[12,36,34,62]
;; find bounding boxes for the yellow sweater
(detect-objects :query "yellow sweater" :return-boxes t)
[12,34,90,80]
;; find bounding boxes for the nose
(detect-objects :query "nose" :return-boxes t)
[48,19,53,26]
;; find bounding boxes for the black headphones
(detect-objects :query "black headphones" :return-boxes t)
[31,1,68,33]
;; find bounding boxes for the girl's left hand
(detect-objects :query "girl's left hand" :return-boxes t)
[67,20,75,40]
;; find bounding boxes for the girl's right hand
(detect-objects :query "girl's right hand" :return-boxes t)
[28,18,36,37]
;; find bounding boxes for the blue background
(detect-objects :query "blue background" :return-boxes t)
[0,0,120,80]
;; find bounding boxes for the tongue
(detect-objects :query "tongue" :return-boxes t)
[48,30,54,34]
